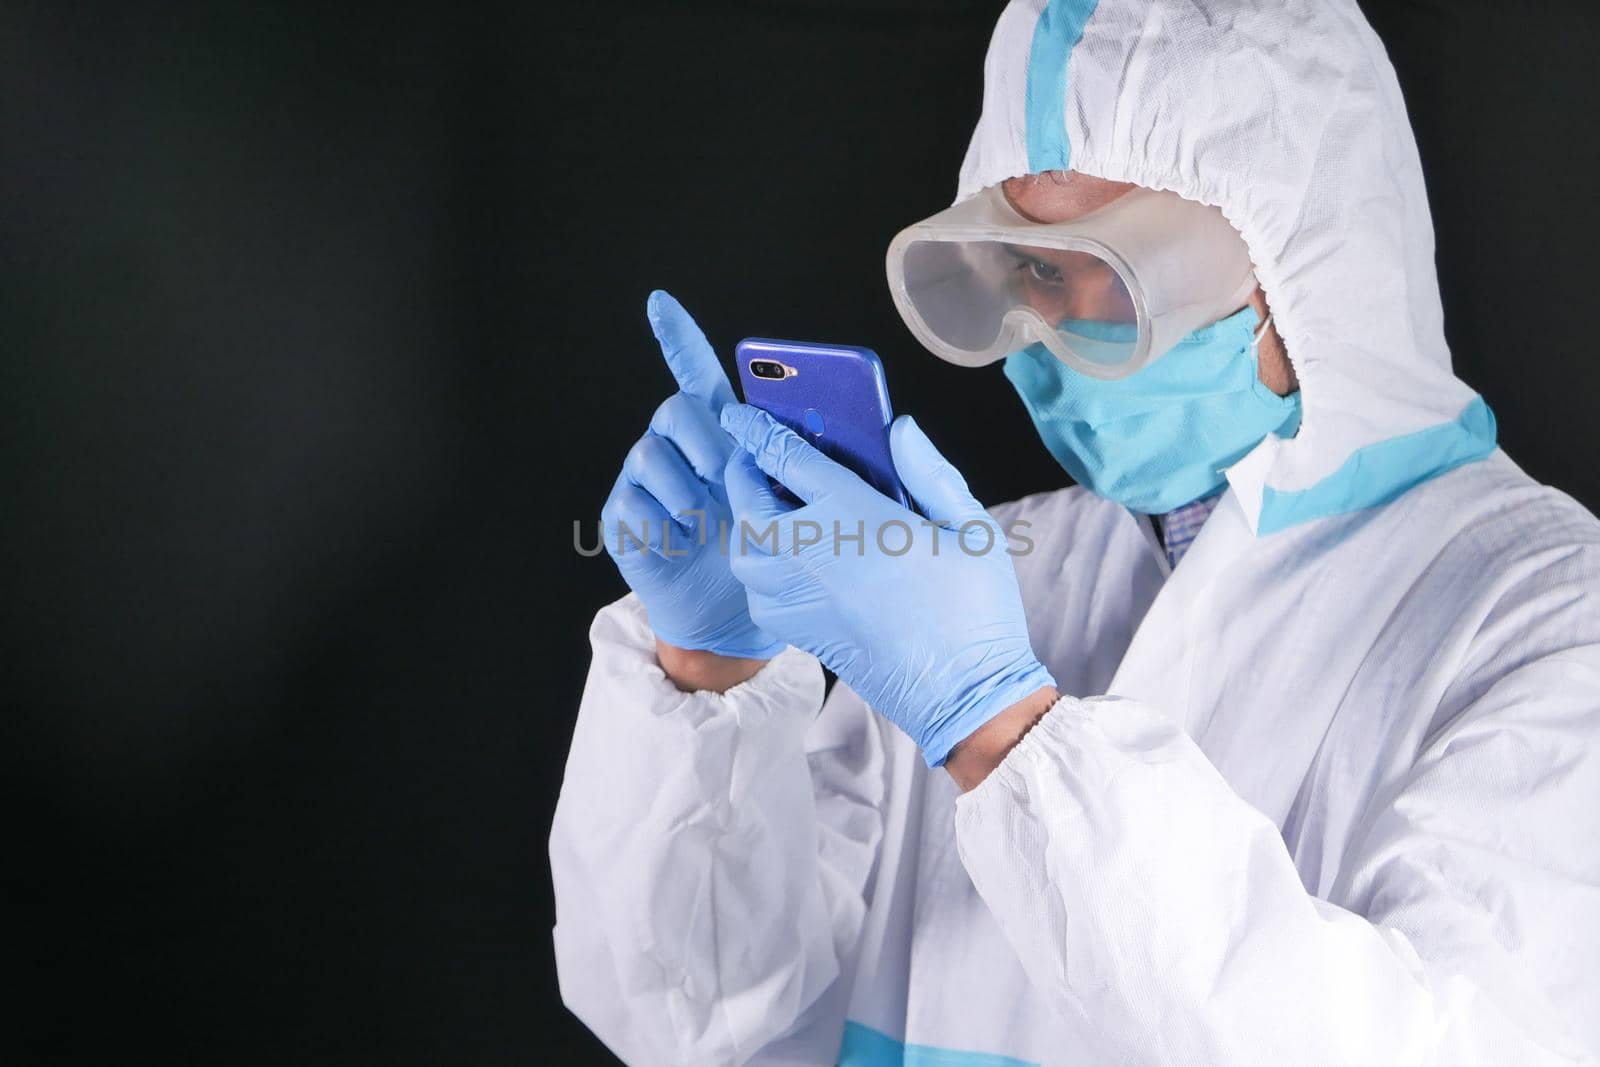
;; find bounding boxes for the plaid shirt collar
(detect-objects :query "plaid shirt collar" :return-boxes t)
[1159,494,1223,569]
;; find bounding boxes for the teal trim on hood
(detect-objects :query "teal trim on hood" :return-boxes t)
[1024,0,1100,173]
[839,1021,1039,1067]
[1255,396,1498,535]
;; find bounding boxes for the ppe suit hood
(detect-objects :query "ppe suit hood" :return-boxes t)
[957,0,1497,534]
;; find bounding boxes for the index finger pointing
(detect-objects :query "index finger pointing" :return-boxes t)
[647,290,736,412]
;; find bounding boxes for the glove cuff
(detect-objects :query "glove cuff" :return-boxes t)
[919,659,1059,768]
[649,611,788,661]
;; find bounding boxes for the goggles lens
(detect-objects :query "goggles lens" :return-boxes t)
[897,236,1140,372]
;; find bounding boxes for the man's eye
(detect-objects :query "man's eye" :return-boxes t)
[1024,258,1063,284]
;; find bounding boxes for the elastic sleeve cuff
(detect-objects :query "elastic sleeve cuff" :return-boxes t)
[590,592,824,731]
[955,693,1192,820]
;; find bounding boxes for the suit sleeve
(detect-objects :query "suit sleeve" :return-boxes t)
[954,652,1600,1064]
[550,594,886,1067]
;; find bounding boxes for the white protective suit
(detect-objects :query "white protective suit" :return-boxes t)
[551,1,1600,1064]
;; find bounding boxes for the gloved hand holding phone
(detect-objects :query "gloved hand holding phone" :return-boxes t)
[720,403,1057,767]
[604,289,1055,765]
[599,291,785,661]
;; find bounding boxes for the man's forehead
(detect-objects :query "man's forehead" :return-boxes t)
[1001,171,1138,224]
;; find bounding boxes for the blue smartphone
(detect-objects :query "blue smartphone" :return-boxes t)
[735,338,909,508]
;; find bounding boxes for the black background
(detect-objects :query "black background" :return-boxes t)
[7,2,1598,1064]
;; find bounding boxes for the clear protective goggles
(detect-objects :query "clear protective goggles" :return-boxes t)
[885,183,1259,380]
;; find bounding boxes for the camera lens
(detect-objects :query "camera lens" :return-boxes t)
[751,360,786,380]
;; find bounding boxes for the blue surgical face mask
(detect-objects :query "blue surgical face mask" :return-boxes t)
[1002,305,1301,515]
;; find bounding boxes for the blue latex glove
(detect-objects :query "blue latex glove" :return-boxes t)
[600,292,785,659]
[720,403,1056,765]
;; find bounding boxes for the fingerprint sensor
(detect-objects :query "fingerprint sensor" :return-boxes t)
[801,408,825,436]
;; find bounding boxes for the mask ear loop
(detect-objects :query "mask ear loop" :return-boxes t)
[1251,312,1275,348]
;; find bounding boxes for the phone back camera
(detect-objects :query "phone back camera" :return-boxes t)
[750,360,787,380]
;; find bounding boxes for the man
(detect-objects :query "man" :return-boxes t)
[552,0,1600,1063]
